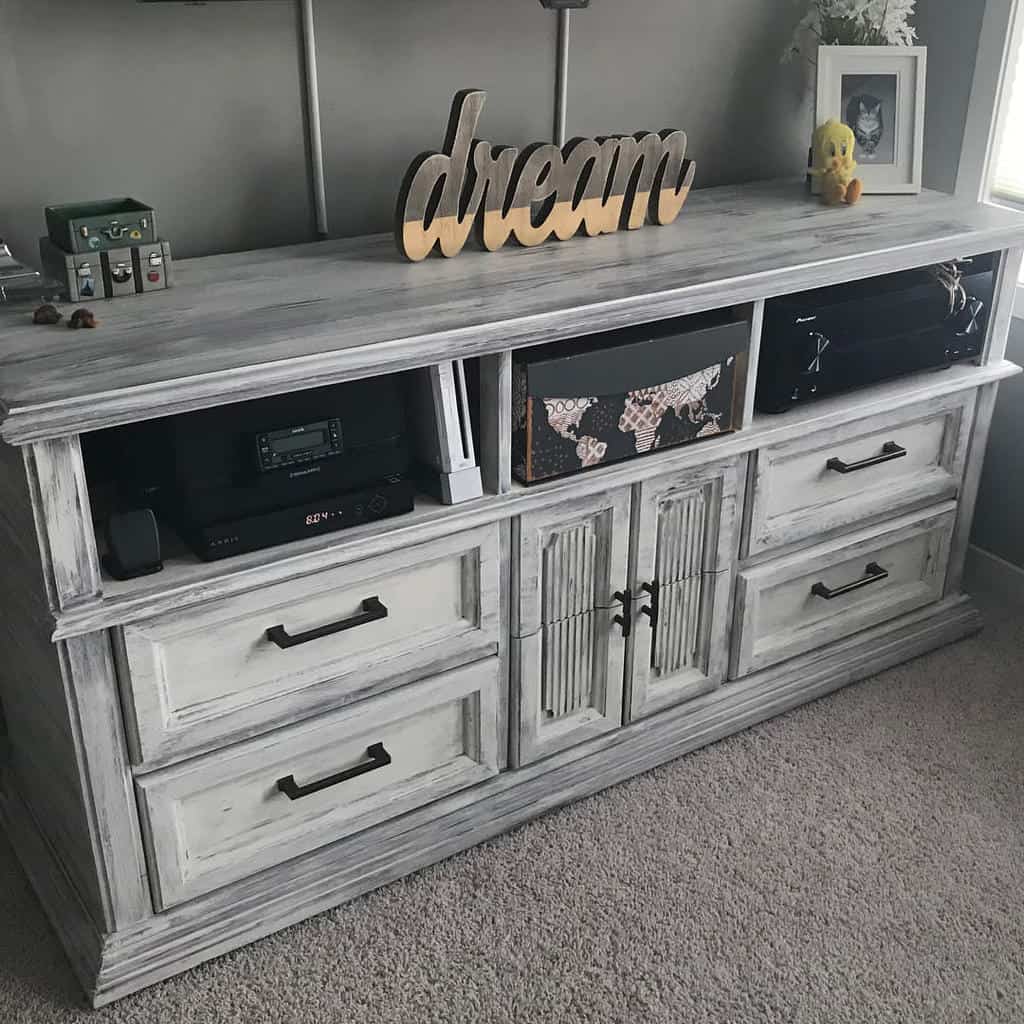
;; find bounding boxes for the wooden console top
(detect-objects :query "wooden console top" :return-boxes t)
[1,179,1023,444]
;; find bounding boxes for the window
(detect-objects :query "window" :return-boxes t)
[992,25,1024,204]
[963,0,1024,306]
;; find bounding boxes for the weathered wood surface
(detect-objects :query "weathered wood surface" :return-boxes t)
[0,442,149,932]
[739,299,765,429]
[23,437,101,609]
[512,488,631,765]
[744,392,974,558]
[478,351,513,495]
[118,525,500,768]
[731,503,956,678]
[1,182,1023,443]
[136,660,500,909]
[981,246,1024,363]
[48,358,1019,640]
[60,635,152,928]
[496,518,512,771]
[0,442,108,926]
[85,595,980,1007]
[626,459,741,720]
[945,382,1001,597]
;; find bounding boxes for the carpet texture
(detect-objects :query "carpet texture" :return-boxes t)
[2,585,1023,1024]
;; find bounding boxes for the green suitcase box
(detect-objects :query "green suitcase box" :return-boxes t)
[45,198,157,255]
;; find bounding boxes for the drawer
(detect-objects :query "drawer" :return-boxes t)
[745,394,973,556]
[118,525,500,766]
[136,659,500,909]
[731,504,955,678]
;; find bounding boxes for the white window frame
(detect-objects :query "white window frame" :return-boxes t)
[959,0,1024,201]
[959,0,1024,315]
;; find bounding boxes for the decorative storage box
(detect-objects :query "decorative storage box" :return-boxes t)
[45,198,157,254]
[39,237,173,301]
[512,312,747,484]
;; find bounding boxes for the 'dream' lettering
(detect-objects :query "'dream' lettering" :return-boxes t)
[395,90,696,262]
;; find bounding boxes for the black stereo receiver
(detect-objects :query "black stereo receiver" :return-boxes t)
[187,476,415,561]
[150,377,411,532]
[756,256,995,414]
[86,376,415,561]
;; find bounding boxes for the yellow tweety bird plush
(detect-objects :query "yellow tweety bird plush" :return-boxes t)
[811,119,864,206]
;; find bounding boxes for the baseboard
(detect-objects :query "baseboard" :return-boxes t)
[965,544,1024,603]
[87,595,982,1008]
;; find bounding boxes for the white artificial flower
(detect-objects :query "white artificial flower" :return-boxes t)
[783,0,917,62]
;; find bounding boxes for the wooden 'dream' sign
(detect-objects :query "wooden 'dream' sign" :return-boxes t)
[395,89,696,262]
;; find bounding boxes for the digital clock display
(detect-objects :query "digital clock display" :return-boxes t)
[272,430,325,455]
[305,511,336,526]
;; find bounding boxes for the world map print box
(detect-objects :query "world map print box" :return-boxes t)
[512,312,748,484]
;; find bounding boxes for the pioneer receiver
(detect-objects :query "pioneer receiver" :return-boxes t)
[756,256,996,414]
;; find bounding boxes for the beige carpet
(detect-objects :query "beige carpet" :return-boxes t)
[2,584,1023,1024]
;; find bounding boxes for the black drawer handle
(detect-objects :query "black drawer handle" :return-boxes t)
[826,441,907,474]
[613,589,632,639]
[266,596,388,649]
[276,742,392,801]
[811,562,889,601]
[640,580,660,629]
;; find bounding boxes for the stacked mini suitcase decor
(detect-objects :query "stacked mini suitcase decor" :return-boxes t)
[38,198,173,301]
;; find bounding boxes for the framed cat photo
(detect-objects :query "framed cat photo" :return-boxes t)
[816,45,927,194]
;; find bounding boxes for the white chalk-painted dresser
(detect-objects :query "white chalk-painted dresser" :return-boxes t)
[0,181,1021,1006]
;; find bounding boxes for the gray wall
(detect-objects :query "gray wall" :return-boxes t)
[0,0,313,262]
[915,3,986,193]
[0,0,811,261]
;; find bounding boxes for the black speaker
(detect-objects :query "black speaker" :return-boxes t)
[103,509,163,581]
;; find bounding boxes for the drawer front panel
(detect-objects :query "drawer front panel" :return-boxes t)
[512,489,631,765]
[626,458,741,721]
[732,505,956,677]
[137,660,500,909]
[120,525,500,766]
[746,394,972,556]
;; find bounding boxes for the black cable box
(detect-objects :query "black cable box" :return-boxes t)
[184,476,415,561]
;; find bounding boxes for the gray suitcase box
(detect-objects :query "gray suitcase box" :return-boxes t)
[39,236,173,302]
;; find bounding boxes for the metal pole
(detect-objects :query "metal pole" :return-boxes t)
[300,0,329,238]
[554,8,570,147]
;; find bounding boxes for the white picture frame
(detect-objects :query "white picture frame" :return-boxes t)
[816,45,927,195]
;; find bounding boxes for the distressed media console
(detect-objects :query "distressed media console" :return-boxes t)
[0,181,1021,1006]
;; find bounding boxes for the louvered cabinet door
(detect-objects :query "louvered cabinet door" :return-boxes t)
[625,459,741,721]
[513,488,631,765]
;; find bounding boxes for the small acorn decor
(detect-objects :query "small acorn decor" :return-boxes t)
[810,119,863,206]
[32,304,63,325]
[67,308,98,329]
